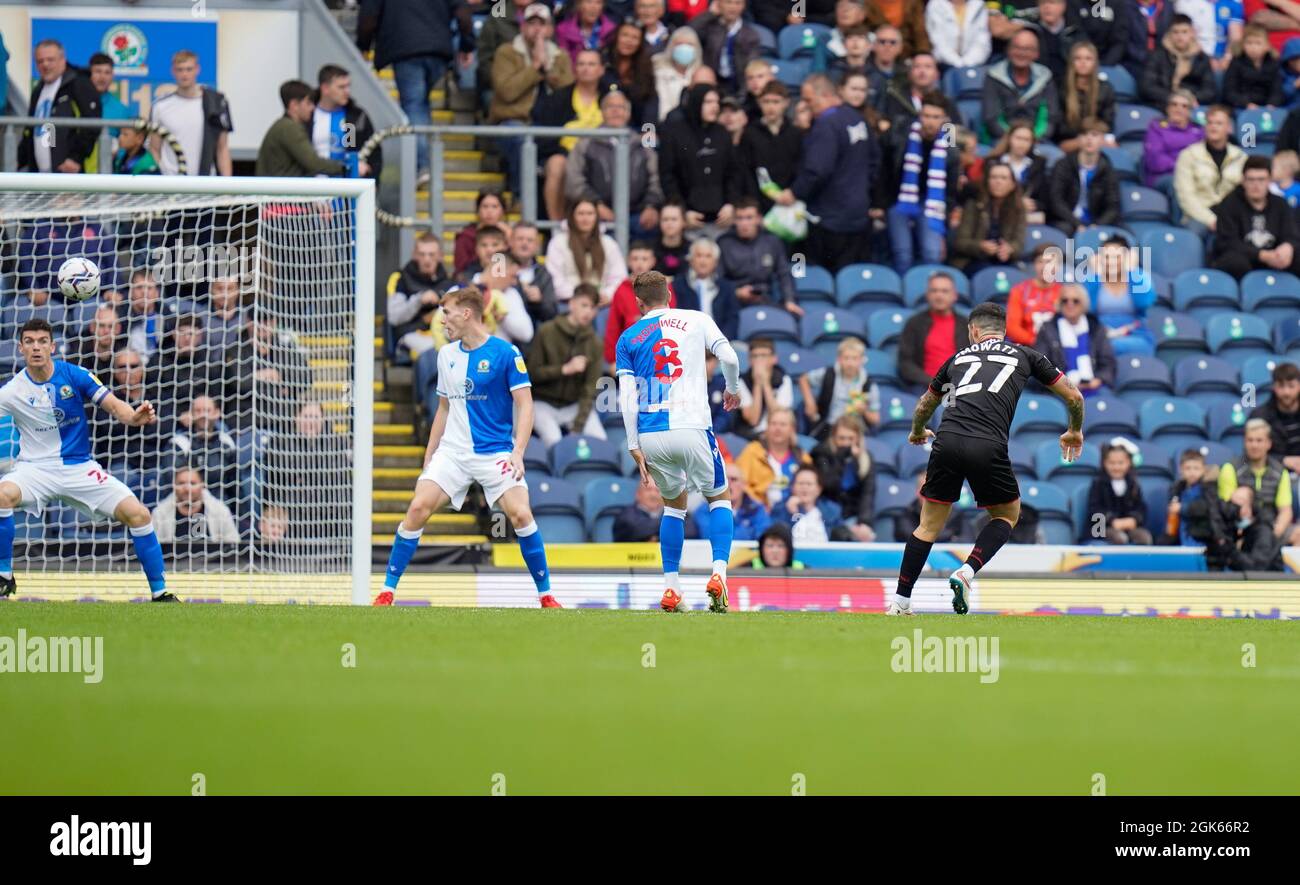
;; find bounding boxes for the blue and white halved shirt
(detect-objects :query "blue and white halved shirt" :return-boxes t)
[0,360,108,465]
[435,337,530,455]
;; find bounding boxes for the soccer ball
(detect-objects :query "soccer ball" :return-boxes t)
[57,257,101,302]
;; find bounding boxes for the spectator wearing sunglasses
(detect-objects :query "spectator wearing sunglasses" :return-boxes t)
[1032,283,1116,396]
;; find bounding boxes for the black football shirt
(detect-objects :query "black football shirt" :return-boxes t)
[927,339,1065,445]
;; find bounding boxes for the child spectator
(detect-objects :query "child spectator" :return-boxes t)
[737,81,803,214]
[829,25,874,85]
[460,224,510,284]
[1270,149,1300,208]
[828,0,871,58]
[1086,440,1153,544]
[1163,448,1208,545]
[735,339,796,439]
[1223,23,1283,109]
[113,127,159,175]
[604,241,676,362]
[745,522,806,569]
[1047,118,1122,235]
[1006,244,1063,345]
[555,0,617,64]
[798,337,881,438]
[1280,37,1300,109]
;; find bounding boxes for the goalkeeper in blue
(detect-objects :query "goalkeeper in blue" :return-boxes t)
[0,319,173,601]
[616,271,741,613]
[375,285,559,607]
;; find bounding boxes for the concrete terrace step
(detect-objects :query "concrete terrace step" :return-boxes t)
[372,511,482,531]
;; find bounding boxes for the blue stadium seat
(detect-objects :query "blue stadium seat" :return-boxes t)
[1238,106,1288,143]
[795,265,836,305]
[1034,141,1064,168]
[0,340,18,375]
[768,57,811,87]
[1142,228,1204,280]
[1084,394,1140,436]
[775,341,830,376]
[751,22,778,54]
[1115,103,1162,141]
[1208,401,1250,443]
[1021,225,1069,259]
[1035,438,1102,490]
[800,307,867,347]
[530,477,585,542]
[1070,482,1092,540]
[1129,438,1175,479]
[897,442,932,478]
[863,347,899,387]
[1012,394,1069,434]
[1120,185,1171,222]
[877,386,916,431]
[550,434,622,478]
[1148,309,1209,368]
[1173,354,1241,396]
[1244,141,1276,158]
[970,266,1027,305]
[1074,226,1135,253]
[1099,65,1137,101]
[957,99,982,131]
[524,436,550,474]
[1191,441,1236,471]
[1021,481,1074,544]
[1172,268,1240,322]
[872,475,918,537]
[1241,270,1300,324]
[867,308,909,349]
[875,428,912,450]
[1205,313,1273,355]
[1277,316,1300,354]
[1115,353,1175,404]
[777,23,832,59]
[1241,354,1292,391]
[738,305,799,342]
[583,476,638,543]
[718,432,748,460]
[835,263,903,308]
[1140,477,1171,539]
[1139,397,1207,446]
[866,437,898,476]
[943,65,987,99]
[902,264,969,306]
[1102,146,1140,183]
[1007,439,1034,477]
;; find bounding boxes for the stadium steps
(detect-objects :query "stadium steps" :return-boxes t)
[374,467,423,490]
[375,444,424,468]
[371,532,487,546]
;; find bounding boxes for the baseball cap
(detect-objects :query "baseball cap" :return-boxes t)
[524,3,552,21]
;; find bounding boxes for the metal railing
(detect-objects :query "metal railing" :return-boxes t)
[0,116,187,175]
[358,123,633,253]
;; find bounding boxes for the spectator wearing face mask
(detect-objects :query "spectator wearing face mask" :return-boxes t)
[652,27,704,121]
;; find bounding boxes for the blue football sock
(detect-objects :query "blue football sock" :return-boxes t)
[708,500,735,579]
[129,523,167,596]
[660,507,687,590]
[385,526,423,590]
[0,508,13,578]
[515,521,551,594]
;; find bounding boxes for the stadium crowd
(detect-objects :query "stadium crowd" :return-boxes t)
[7,0,1300,567]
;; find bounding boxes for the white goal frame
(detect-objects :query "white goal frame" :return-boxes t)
[0,173,376,604]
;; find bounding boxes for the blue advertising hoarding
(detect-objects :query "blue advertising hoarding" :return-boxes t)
[30,15,218,120]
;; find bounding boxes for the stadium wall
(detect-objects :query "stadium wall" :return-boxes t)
[8,570,1299,617]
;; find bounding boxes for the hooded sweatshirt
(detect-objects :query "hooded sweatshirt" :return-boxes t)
[981,58,1059,141]
[656,84,745,219]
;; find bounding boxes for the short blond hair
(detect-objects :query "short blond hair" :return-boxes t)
[1273,149,1300,178]
[1244,418,1272,437]
[172,49,198,66]
[837,336,866,358]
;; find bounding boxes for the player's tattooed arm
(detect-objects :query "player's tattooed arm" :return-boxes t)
[908,388,941,445]
[1050,374,1085,432]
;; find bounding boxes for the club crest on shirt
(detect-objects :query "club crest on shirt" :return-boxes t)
[59,385,74,400]
[477,359,491,374]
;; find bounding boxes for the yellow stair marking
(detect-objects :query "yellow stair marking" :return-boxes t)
[309,358,350,369]
[301,335,351,347]
[372,533,487,546]
[334,423,412,436]
[375,444,424,457]
[426,211,522,224]
[323,400,392,414]
[311,381,384,392]
[373,512,480,529]
[375,466,422,478]
[444,172,505,183]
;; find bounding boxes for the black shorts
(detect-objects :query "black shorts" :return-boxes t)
[919,433,1020,508]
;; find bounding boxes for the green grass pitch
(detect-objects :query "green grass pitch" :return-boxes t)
[2,604,1297,795]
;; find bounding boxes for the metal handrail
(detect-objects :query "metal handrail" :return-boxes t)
[357,123,633,253]
[0,116,188,175]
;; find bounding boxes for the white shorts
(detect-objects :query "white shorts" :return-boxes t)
[419,447,526,510]
[2,460,135,519]
[639,429,728,500]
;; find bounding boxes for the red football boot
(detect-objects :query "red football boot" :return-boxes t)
[540,594,563,608]
[373,590,394,606]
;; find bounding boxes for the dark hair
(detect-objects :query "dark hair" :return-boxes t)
[1101,442,1134,465]
[279,80,313,109]
[88,52,113,69]
[1244,155,1272,175]
[18,318,55,342]
[734,196,762,213]
[571,283,600,305]
[1179,448,1206,465]
[793,464,822,486]
[475,224,508,244]
[757,523,795,568]
[927,270,957,291]
[842,24,871,39]
[633,270,670,306]
[1273,362,1300,384]
[968,302,1007,334]
[1171,13,1194,28]
[317,63,349,86]
[628,239,656,255]
[920,90,949,112]
[1079,116,1110,135]
[748,336,776,355]
[759,81,789,99]
[475,188,505,212]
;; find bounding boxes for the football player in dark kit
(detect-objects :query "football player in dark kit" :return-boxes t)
[888,301,1085,616]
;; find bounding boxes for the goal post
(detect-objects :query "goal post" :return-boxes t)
[0,173,375,604]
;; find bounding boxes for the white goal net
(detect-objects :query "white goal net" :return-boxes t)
[0,174,375,603]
